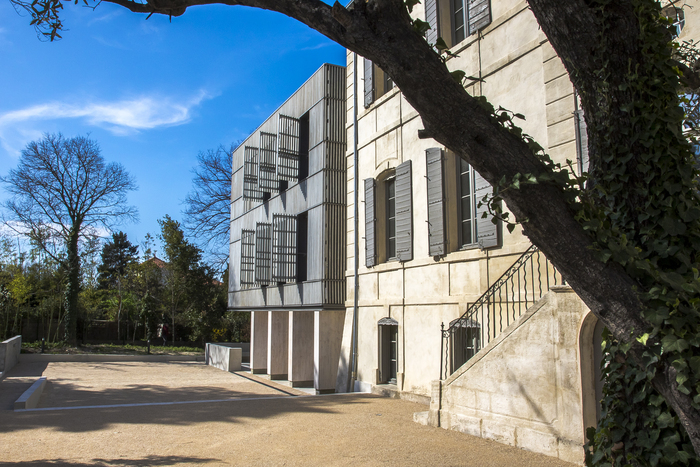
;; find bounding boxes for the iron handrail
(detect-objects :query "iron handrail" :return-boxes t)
[440,245,563,380]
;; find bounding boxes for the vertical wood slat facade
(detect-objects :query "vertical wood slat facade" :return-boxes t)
[474,170,499,249]
[395,160,413,262]
[272,214,298,283]
[255,222,272,286]
[259,132,278,191]
[426,148,446,256]
[468,0,492,36]
[277,114,300,181]
[364,178,377,267]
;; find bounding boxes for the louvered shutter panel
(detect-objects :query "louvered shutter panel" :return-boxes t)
[467,0,491,36]
[259,132,278,191]
[395,160,413,262]
[474,170,499,249]
[425,0,439,45]
[272,215,297,283]
[426,148,446,256]
[243,146,263,200]
[255,222,272,285]
[574,109,589,173]
[364,58,374,108]
[278,114,300,181]
[364,178,377,267]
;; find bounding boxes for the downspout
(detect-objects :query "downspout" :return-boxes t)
[348,51,360,393]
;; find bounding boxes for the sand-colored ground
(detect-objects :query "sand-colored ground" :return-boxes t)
[0,361,578,466]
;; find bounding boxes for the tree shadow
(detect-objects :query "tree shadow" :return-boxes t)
[0,455,220,466]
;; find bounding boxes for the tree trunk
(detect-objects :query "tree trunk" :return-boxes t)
[64,227,81,346]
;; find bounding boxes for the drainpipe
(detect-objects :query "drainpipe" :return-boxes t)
[348,52,360,393]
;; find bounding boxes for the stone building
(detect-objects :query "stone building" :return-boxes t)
[227,63,346,393]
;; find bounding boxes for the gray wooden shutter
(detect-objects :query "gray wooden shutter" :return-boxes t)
[272,214,297,283]
[474,170,499,249]
[364,58,374,109]
[395,160,413,262]
[255,222,272,285]
[243,146,263,201]
[426,148,446,256]
[277,114,300,181]
[259,132,278,191]
[425,0,439,45]
[364,178,377,267]
[467,0,491,36]
[574,109,589,173]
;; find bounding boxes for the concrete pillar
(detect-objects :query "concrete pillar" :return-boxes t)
[267,311,289,379]
[288,311,314,387]
[314,310,345,394]
[250,311,268,374]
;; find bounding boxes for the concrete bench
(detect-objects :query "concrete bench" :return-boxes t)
[14,377,47,410]
[205,344,243,372]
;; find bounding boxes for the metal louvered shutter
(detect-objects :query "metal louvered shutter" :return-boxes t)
[426,148,446,256]
[259,132,278,191]
[395,160,413,262]
[243,146,263,200]
[364,178,377,267]
[574,109,589,174]
[255,222,272,285]
[425,0,439,45]
[474,170,499,249]
[468,0,491,36]
[240,229,256,289]
[272,214,297,283]
[364,58,374,108]
[278,114,300,181]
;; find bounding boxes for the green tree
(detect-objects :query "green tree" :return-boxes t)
[12,0,700,457]
[1,134,137,345]
[98,231,139,340]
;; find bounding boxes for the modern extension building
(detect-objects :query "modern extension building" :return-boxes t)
[227,64,347,393]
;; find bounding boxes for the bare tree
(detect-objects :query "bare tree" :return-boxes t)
[183,142,238,272]
[1,133,137,345]
[11,0,700,454]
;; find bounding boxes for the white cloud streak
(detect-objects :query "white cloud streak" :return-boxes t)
[0,90,212,157]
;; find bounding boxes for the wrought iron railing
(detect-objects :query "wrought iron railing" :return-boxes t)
[440,245,564,380]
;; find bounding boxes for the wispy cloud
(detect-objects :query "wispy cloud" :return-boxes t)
[0,91,213,156]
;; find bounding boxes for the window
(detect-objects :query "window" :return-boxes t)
[662,5,685,38]
[363,59,394,108]
[449,317,480,373]
[425,148,499,256]
[240,229,256,289]
[426,0,492,48]
[378,317,399,385]
[364,161,413,267]
[296,212,308,282]
[298,111,310,181]
[272,214,297,284]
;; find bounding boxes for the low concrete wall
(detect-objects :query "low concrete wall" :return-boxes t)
[19,354,204,363]
[418,287,589,465]
[14,377,47,410]
[206,343,242,372]
[0,335,22,376]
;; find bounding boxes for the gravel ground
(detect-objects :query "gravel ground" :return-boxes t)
[0,361,579,466]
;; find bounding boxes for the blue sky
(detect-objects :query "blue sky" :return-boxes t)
[0,0,346,257]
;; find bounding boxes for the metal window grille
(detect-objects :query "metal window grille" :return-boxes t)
[240,229,256,288]
[272,214,297,283]
[259,132,278,191]
[255,223,272,286]
[243,146,264,200]
[278,114,300,181]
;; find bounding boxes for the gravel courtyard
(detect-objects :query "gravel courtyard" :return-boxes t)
[0,361,578,466]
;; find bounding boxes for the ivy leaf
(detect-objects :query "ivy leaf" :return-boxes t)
[412,18,431,37]
[636,333,650,346]
[661,334,689,353]
[450,70,466,84]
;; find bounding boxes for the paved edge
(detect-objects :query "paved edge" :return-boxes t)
[14,377,47,411]
[19,354,205,363]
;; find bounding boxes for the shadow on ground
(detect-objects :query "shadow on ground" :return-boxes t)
[0,455,219,466]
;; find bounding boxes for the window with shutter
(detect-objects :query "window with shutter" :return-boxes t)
[474,169,500,249]
[363,58,394,109]
[458,157,477,247]
[426,148,446,256]
[240,229,256,289]
[364,178,377,267]
[425,0,440,45]
[394,160,413,262]
[259,132,278,192]
[255,222,272,286]
[272,214,297,283]
[364,58,374,109]
[467,0,492,36]
[574,109,589,174]
[243,146,264,201]
[278,114,300,182]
